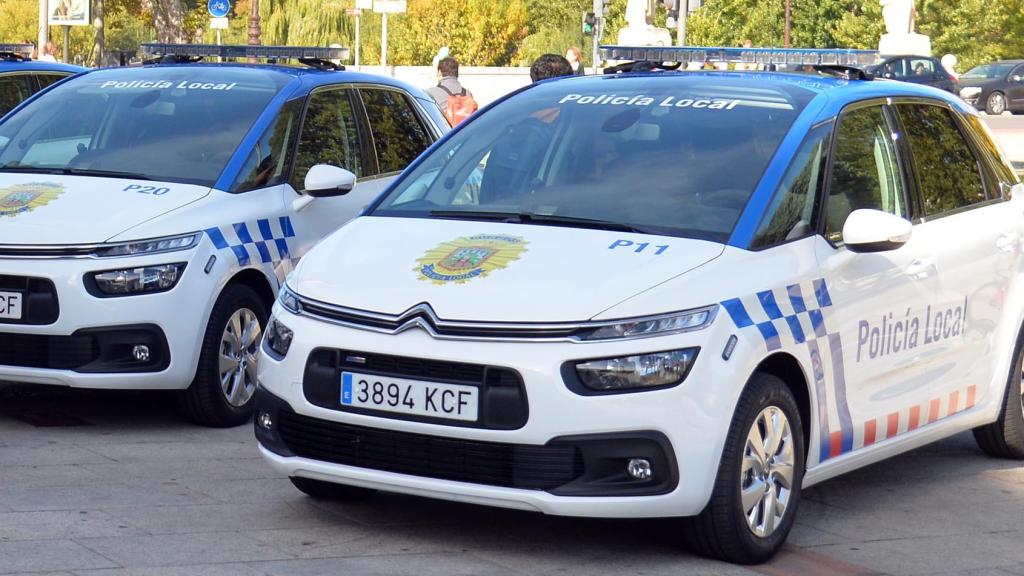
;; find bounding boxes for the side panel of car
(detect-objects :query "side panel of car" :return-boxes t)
[1007,64,1024,110]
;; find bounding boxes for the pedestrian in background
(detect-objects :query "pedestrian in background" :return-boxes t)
[530,54,574,82]
[427,57,477,126]
[37,42,58,62]
[565,47,585,75]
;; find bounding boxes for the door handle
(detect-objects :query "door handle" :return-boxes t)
[905,257,935,279]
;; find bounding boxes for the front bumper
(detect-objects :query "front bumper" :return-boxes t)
[0,249,215,389]
[256,305,749,518]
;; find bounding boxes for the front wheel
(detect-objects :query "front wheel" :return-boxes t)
[972,329,1024,459]
[681,373,805,564]
[986,91,1007,115]
[179,284,267,427]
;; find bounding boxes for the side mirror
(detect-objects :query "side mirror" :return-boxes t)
[304,164,356,198]
[842,209,912,253]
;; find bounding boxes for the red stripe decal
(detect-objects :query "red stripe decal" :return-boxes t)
[908,405,921,430]
[829,431,844,458]
[863,419,877,446]
[886,412,899,439]
[949,390,960,414]
[929,398,941,423]
[966,385,977,408]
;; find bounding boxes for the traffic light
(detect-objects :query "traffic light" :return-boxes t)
[582,12,596,35]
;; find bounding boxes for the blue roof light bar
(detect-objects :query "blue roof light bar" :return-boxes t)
[0,44,33,57]
[140,43,350,62]
[600,45,880,67]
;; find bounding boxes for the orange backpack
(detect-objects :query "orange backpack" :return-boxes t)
[439,85,478,126]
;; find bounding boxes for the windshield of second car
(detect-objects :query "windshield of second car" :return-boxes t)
[0,67,287,186]
[962,63,1014,79]
[371,76,811,242]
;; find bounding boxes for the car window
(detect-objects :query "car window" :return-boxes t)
[291,88,364,191]
[371,77,814,243]
[359,88,432,175]
[884,59,907,79]
[34,73,69,91]
[824,105,905,244]
[752,123,831,248]
[963,114,1020,186]
[0,68,287,186]
[0,74,32,117]
[962,63,1015,79]
[907,58,936,78]
[232,99,301,193]
[895,104,987,216]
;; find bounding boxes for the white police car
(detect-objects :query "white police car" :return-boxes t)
[0,44,447,427]
[255,47,1024,563]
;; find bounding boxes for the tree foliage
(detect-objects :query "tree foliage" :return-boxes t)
[0,0,1022,72]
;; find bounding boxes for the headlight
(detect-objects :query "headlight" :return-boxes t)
[574,348,699,392]
[92,233,200,258]
[279,284,302,313]
[89,263,186,296]
[265,317,294,357]
[960,86,982,98]
[575,305,717,341]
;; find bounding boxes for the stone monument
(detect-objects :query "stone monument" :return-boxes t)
[879,0,932,56]
[617,0,672,47]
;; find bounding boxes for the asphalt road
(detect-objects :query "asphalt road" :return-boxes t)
[0,384,1022,576]
[982,113,1024,171]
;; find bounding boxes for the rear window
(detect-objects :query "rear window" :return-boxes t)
[0,67,288,187]
[370,76,813,242]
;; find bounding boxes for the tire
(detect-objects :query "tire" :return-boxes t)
[179,284,267,427]
[986,91,1007,115]
[972,328,1024,459]
[290,477,377,501]
[681,373,805,564]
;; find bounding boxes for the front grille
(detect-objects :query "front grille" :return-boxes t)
[304,349,529,430]
[0,333,96,369]
[277,410,582,490]
[0,275,59,325]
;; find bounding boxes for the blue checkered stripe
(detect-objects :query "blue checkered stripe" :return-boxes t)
[720,279,832,352]
[205,216,296,267]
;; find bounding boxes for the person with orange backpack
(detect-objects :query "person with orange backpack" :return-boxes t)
[426,57,478,126]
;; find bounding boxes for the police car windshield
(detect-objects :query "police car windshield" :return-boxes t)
[0,67,288,187]
[371,75,813,243]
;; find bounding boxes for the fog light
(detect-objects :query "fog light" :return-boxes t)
[257,411,273,430]
[132,345,150,362]
[627,458,652,480]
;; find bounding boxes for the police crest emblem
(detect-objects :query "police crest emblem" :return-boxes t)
[415,234,528,284]
[0,182,64,218]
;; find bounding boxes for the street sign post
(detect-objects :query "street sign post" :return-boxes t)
[345,7,363,67]
[373,0,407,71]
[207,0,231,48]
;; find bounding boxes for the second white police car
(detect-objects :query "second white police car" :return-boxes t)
[256,47,1024,563]
[0,44,447,426]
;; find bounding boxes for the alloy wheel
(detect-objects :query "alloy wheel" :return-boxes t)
[740,405,795,538]
[219,307,261,407]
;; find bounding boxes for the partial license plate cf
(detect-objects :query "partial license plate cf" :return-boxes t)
[0,291,23,320]
[340,371,479,422]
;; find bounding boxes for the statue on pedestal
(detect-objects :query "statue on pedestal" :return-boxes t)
[878,0,931,56]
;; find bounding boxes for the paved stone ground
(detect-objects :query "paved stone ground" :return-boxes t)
[0,384,1022,576]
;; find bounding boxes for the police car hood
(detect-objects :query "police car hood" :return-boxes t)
[0,174,210,244]
[292,217,725,323]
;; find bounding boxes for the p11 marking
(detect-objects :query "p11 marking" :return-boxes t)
[609,239,669,255]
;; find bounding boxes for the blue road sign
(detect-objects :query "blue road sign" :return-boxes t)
[208,0,231,18]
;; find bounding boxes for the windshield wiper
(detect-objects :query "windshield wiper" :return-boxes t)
[429,210,651,234]
[0,164,152,181]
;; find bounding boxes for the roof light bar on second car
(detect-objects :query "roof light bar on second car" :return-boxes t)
[140,43,350,63]
[600,45,880,68]
[0,44,33,58]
